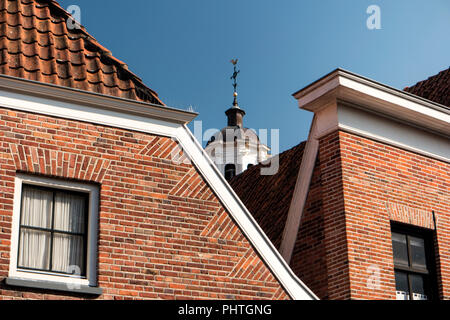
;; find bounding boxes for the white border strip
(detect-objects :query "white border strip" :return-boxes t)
[294,69,450,136]
[0,75,197,124]
[279,116,320,263]
[339,124,450,163]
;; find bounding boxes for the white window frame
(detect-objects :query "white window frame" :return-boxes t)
[9,174,99,288]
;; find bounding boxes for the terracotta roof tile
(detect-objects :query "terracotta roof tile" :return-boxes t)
[0,0,164,105]
[404,67,450,107]
[229,141,306,249]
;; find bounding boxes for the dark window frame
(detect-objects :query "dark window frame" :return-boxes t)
[224,164,236,181]
[17,184,90,278]
[391,222,438,300]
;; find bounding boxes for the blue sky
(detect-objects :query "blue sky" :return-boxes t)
[59,0,450,153]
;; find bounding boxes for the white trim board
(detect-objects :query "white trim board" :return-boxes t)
[0,75,317,300]
[279,115,320,263]
[293,69,450,137]
[293,69,450,163]
[337,103,450,162]
[0,74,197,125]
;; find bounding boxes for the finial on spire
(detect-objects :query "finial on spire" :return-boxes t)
[230,59,240,106]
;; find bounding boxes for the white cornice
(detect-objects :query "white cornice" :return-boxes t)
[0,74,197,125]
[293,69,450,137]
[282,70,450,274]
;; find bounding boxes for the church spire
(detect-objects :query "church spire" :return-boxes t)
[226,59,246,127]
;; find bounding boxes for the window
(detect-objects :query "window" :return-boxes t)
[8,174,100,293]
[224,164,236,181]
[391,224,437,300]
[17,185,88,276]
[245,137,250,149]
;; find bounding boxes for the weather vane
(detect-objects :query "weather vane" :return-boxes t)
[230,59,240,106]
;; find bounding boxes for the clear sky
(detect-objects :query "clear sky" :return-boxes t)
[59,0,450,153]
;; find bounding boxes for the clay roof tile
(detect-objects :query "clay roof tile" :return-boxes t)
[229,142,307,249]
[0,0,164,105]
[404,67,450,107]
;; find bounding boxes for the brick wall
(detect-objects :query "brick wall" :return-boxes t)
[302,129,450,300]
[339,130,449,300]
[0,107,290,300]
[317,131,352,299]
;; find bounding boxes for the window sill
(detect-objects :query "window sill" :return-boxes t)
[5,277,103,296]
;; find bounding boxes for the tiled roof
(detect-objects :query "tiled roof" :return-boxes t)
[404,67,450,107]
[0,0,164,105]
[230,141,306,249]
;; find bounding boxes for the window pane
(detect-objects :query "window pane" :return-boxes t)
[392,232,409,266]
[410,236,427,269]
[395,271,410,300]
[54,192,86,234]
[410,274,428,300]
[21,187,53,229]
[18,229,51,270]
[52,234,85,275]
[225,164,236,181]
[395,271,409,300]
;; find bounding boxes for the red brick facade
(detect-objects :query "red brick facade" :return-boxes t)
[293,129,450,300]
[0,107,290,300]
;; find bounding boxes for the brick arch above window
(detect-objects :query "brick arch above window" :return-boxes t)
[8,144,111,183]
[387,202,436,230]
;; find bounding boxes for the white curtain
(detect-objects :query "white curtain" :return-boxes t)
[18,187,53,270]
[18,187,86,275]
[52,192,86,274]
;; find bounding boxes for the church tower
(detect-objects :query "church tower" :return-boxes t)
[205,60,270,181]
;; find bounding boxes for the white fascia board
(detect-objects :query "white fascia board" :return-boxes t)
[293,69,450,136]
[279,115,320,263]
[0,76,317,300]
[0,74,197,125]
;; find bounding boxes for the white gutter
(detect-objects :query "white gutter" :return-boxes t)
[0,74,197,125]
